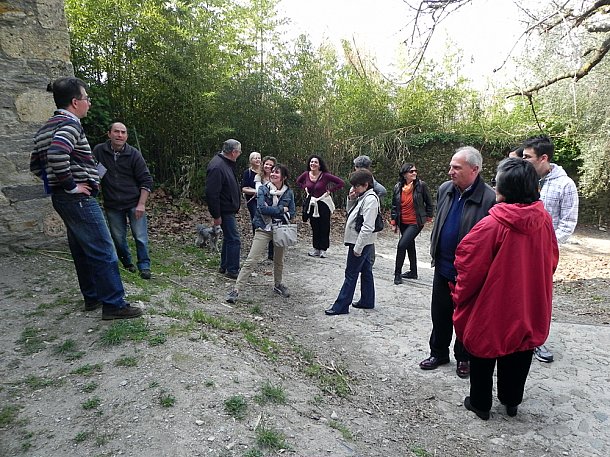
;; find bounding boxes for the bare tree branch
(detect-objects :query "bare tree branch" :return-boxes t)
[509,33,610,97]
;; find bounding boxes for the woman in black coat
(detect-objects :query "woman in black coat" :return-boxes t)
[390,163,434,284]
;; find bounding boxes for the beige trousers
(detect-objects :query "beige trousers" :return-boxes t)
[235,228,285,292]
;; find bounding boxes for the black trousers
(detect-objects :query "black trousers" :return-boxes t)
[469,349,534,412]
[429,270,469,361]
[394,223,422,275]
[309,200,331,251]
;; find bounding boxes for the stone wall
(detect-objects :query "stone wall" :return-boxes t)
[0,0,72,253]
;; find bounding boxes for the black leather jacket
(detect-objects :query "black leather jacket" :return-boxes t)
[429,176,496,266]
[390,178,434,227]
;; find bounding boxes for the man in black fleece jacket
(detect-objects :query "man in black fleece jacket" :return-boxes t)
[206,139,242,278]
[93,122,154,279]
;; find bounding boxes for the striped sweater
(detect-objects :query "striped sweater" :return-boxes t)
[31,112,99,193]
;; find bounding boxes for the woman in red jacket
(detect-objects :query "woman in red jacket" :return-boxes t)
[451,158,559,420]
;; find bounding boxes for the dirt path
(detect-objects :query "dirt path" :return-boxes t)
[0,224,609,456]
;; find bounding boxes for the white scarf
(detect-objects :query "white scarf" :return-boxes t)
[267,182,287,206]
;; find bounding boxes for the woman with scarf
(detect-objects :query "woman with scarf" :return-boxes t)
[241,151,262,229]
[390,163,434,284]
[296,155,344,258]
[226,164,295,304]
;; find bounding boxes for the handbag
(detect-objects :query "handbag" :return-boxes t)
[272,214,298,248]
[354,212,384,233]
[353,194,384,233]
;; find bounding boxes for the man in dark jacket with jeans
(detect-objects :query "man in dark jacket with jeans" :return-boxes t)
[206,139,242,279]
[93,122,154,279]
[419,146,496,378]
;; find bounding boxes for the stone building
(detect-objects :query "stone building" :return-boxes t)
[0,0,72,253]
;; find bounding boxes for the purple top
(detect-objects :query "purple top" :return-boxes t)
[296,171,345,198]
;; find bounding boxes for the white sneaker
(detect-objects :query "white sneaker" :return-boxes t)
[308,249,320,257]
[319,250,327,258]
[534,345,553,363]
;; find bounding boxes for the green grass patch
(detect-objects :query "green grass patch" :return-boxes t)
[148,333,167,346]
[71,363,103,376]
[329,420,353,441]
[411,446,432,457]
[0,405,20,427]
[243,449,264,457]
[204,380,215,388]
[81,397,101,410]
[250,304,263,315]
[244,332,279,360]
[36,296,72,310]
[82,382,98,393]
[100,319,149,346]
[73,431,91,443]
[22,375,60,390]
[169,290,187,307]
[186,289,214,301]
[114,356,138,367]
[53,339,85,361]
[255,381,286,405]
[149,381,159,389]
[164,309,191,320]
[224,395,247,420]
[17,327,49,355]
[126,292,151,302]
[303,363,351,397]
[159,393,176,407]
[255,425,290,451]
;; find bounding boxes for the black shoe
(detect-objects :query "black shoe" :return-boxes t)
[125,264,137,273]
[324,307,348,316]
[225,271,238,280]
[419,356,450,370]
[456,361,471,378]
[464,396,490,420]
[102,304,143,320]
[506,405,518,417]
[218,267,226,274]
[352,302,374,309]
[84,300,101,311]
[401,271,418,279]
[140,269,151,280]
[394,275,403,285]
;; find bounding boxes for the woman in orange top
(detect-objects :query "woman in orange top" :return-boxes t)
[390,163,434,284]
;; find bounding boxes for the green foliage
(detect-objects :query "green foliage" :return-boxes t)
[255,425,290,451]
[224,395,248,420]
[100,319,149,345]
[71,363,103,376]
[0,405,20,427]
[81,397,102,410]
[159,392,176,407]
[255,381,286,405]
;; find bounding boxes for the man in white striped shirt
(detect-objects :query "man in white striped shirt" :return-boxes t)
[523,135,579,363]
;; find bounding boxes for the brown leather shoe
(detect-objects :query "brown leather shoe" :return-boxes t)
[419,356,450,370]
[456,361,470,378]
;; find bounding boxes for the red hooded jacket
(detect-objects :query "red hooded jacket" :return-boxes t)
[451,201,559,358]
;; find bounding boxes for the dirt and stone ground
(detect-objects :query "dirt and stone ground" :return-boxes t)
[1,202,609,457]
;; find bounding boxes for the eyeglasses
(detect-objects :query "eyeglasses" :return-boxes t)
[76,96,91,102]
[407,169,417,173]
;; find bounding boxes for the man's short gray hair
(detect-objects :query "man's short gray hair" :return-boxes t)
[222,139,241,154]
[353,155,372,169]
[455,146,482,170]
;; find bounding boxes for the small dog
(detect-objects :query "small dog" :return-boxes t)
[195,224,222,252]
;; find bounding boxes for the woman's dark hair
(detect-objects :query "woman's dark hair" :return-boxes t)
[306,155,329,173]
[349,169,373,188]
[272,164,290,186]
[398,163,417,185]
[495,158,540,204]
[259,155,277,180]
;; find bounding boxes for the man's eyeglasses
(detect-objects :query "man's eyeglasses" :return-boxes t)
[76,96,91,102]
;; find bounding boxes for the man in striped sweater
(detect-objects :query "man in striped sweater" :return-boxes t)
[31,77,142,320]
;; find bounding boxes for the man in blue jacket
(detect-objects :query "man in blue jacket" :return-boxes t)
[206,139,242,279]
[93,122,154,279]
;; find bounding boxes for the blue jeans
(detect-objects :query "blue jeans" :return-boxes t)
[331,244,375,313]
[51,193,127,308]
[220,213,241,275]
[105,207,150,271]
